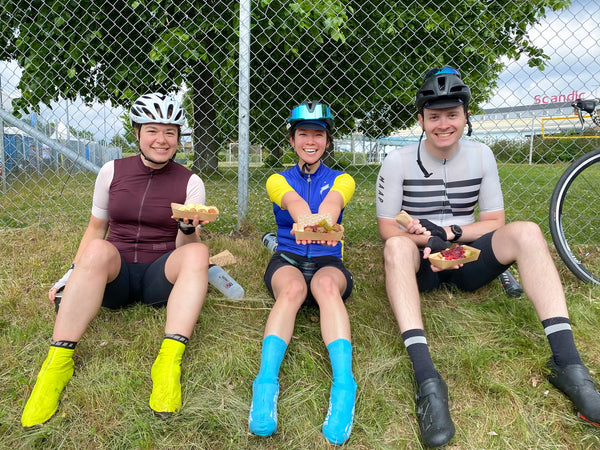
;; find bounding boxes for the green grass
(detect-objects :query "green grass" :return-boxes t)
[1,165,600,448]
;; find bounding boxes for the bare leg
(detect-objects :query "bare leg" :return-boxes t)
[491,221,568,320]
[163,242,210,337]
[311,266,350,345]
[264,266,307,343]
[491,222,600,426]
[150,242,209,417]
[22,239,121,427]
[249,266,305,436]
[383,236,455,447]
[311,266,356,445]
[383,235,425,332]
[53,239,121,341]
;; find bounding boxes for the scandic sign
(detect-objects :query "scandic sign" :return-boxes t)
[534,90,585,104]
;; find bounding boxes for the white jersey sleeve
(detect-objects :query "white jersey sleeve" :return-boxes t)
[376,145,417,220]
[185,173,206,205]
[91,160,115,220]
[477,145,504,214]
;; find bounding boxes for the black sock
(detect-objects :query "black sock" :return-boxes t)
[542,317,582,367]
[51,340,77,350]
[402,329,439,386]
[165,333,189,345]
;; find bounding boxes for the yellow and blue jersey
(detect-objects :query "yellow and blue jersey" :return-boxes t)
[266,163,355,258]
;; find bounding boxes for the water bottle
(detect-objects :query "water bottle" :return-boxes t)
[262,232,278,252]
[208,264,245,299]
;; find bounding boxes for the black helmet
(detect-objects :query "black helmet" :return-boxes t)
[415,66,471,113]
[287,101,334,133]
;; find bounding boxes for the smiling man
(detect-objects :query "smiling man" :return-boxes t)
[376,66,600,448]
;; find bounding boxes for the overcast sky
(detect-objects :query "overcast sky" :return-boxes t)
[484,0,600,108]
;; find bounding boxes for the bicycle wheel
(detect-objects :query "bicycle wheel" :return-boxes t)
[549,147,600,284]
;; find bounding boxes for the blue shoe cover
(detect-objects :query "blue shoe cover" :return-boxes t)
[322,380,357,445]
[248,379,279,436]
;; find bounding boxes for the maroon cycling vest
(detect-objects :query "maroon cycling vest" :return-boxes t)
[106,155,193,263]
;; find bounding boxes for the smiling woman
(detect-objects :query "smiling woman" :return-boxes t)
[136,123,180,169]
[248,101,358,445]
[20,92,212,428]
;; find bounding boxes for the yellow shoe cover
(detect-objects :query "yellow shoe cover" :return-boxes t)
[21,346,75,427]
[149,339,185,417]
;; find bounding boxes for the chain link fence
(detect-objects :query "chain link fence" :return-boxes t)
[1,0,599,243]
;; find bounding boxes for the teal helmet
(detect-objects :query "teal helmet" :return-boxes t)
[287,101,334,132]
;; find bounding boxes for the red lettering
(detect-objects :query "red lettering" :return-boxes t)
[532,90,587,104]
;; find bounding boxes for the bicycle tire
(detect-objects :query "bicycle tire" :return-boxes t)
[549,147,600,284]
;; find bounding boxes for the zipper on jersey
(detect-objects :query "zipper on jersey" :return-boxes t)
[134,172,154,262]
[306,172,312,257]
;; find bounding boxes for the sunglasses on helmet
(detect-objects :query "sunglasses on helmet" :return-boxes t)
[289,103,332,122]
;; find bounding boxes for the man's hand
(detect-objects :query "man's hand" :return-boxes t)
[424,237,462,271]
[419,219,448,240]
[424,236,451,254]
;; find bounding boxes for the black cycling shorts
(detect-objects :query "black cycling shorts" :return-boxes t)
[417,231,512,293]
[101,251,175,309]
[264,251,353,306]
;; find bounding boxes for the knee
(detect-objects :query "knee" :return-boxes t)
[78,239,118,268]
[276,278,307,305]
[508,221,546,247]
[311,273,340,299]
[383,236,418,267]
[179,243,210,271]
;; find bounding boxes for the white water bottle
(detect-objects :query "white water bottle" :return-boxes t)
[208,264,245,299]
[262,232,278,252]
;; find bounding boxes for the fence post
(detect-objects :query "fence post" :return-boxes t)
[237,0,251,230]
[0,76,6,194]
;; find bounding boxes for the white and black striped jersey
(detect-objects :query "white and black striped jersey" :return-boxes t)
[376,140,504,227]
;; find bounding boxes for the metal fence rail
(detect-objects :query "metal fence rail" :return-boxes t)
[1,0,599,242]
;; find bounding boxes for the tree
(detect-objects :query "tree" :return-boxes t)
[0,0,346,174]
[0,0,569,172]
[249,0,570,163]
[109,133,134,153]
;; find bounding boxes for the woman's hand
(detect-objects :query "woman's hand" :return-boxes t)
[291,228,340,246]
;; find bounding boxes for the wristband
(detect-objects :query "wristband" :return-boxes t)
[51,264,75,292]
[178,220,196,235]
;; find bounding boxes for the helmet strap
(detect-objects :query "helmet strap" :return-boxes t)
[139,148,171,166]
[301,160,318,176]
[466,112,473,136]
[416,130,432,178]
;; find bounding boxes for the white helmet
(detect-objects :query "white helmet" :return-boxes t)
[129,93,186,126]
